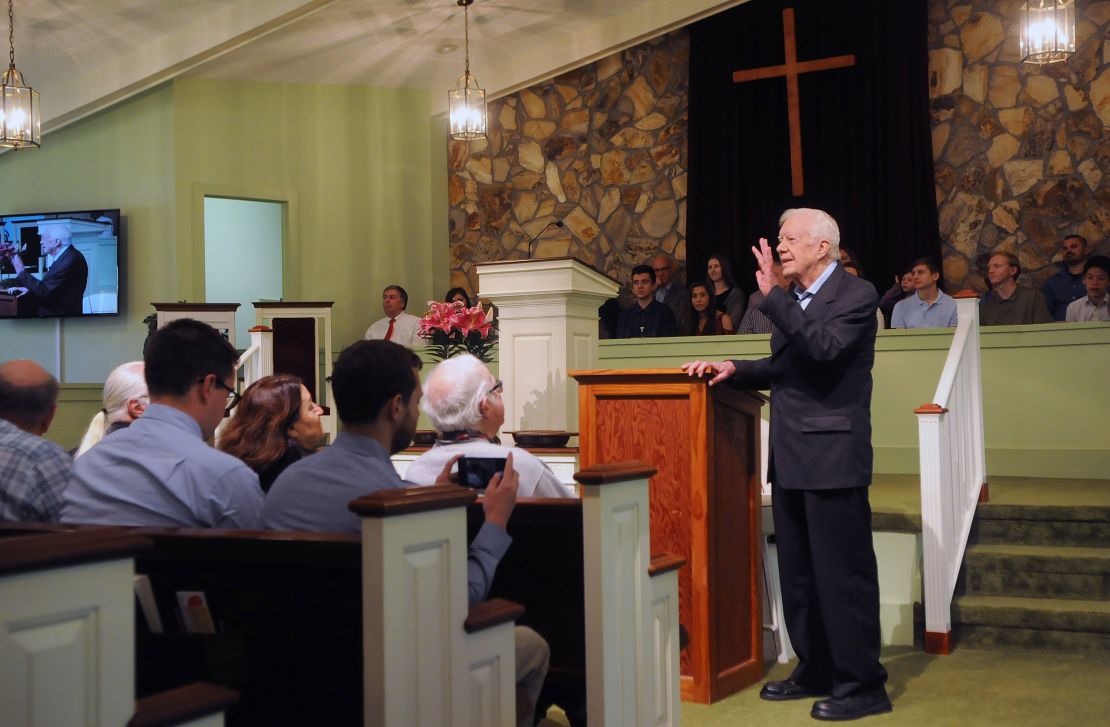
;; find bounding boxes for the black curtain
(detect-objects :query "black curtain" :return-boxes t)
[686,0,939,295]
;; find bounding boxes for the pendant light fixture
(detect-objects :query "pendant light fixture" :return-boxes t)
[1,0,39,149]
[448,0,487,140]
[1019,0,1075,65]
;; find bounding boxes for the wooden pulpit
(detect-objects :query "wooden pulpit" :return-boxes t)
[0,292,18,317]
[570,368,765,704]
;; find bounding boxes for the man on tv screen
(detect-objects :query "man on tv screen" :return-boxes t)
[2,221,88,317]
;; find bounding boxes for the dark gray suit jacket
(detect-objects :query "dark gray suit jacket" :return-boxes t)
[15,245,89,316]
[728,265,878,490]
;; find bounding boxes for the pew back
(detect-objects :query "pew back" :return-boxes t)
[131,529,362,727]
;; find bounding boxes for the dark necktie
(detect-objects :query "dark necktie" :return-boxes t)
[384,318,396,341]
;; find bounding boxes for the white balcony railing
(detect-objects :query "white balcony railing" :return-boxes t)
[914,293,987,654]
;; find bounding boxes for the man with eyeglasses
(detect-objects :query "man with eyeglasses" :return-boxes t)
[405,353,572,498]
[63,319,262,528]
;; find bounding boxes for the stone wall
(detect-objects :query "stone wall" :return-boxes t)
[446,31,689,300]
[928,0,1110,291]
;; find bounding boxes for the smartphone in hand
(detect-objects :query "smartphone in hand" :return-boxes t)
[457,456,508,490]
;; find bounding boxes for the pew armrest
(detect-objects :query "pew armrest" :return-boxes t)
[648,552,686,577]
[464,597,525,633]
[129,683,238,727]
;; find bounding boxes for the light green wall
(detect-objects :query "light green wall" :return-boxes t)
[598,322,1110,479]
[0,85,176,383]
[171,78,437,349]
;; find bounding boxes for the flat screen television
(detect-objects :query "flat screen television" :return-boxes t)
[0,208,122,319]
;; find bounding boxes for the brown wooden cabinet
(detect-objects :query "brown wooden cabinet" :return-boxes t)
[570,368,765,704]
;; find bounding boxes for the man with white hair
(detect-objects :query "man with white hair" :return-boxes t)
[684,208,890,721]
[5,221,89,317]
[405,354,572,498]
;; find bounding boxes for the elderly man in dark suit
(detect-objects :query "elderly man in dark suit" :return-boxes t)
[4,222,88,317]
[683,208,889,721]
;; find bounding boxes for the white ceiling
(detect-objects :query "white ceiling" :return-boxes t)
[9,0,742,135]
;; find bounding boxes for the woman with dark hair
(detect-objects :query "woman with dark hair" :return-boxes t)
[878,266,915,329]
[219,374,324,493]
[685,280,734,335]
[706,253,746,325]
[445,287,471,307]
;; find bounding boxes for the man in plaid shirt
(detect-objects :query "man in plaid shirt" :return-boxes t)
[0,359,70,522]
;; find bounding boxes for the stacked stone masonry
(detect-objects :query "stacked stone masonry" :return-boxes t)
[446,31,689,300]
[449,4,1110,299]
[929,0,1110,291]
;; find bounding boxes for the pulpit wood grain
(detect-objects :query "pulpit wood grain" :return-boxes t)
[571,369,765,704]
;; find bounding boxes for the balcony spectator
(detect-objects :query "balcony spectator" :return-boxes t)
[685,280,734,335]
[1065,255,1110,322]
[615,264,678,338]
[878,267,914,330]
[1042,235,1091,321]
[980,253,1052,326]
[706,253,746,327]
[891,257,957,329]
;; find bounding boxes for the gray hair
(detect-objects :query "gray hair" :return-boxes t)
[76,361,147,457]
[421,353,495,433]
[779,208,841,262]
[38,221,72,244]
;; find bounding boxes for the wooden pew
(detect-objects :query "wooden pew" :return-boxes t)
[0,463,682,726]
[470,464,684,727]
[129,528,364,726]
[0,526,237,727]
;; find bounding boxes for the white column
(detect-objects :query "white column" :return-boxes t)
[477,259,619,439]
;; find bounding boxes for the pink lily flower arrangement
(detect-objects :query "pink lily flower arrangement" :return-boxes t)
[418,300,498,362]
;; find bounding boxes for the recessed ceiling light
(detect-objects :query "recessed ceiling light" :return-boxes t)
[436,42,458,55]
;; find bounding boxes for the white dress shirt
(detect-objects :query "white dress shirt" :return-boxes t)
[364,311,422,347]
[1064,296,1110,322]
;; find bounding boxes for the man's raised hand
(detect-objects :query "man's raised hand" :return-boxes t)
[751,237,775,297]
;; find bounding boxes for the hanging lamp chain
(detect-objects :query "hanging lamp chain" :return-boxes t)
[463,0,471,81]
[8,0,15,70]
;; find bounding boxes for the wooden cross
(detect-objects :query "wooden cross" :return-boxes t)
[732,8,855,196]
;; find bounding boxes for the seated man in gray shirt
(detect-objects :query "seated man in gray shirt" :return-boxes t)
[63,319,263,528]
[262,340,549,727]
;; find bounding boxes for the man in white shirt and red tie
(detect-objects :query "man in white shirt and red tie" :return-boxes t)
[364,284,421,346]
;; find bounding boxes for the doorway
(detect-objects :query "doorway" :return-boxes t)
[203,197,284,345]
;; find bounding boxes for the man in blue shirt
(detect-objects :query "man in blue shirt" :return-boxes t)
[890,257,958,329]
[616,264,678,338]
[1042,234,1090,321]
[262,340,548,727]
[63,319,262,528]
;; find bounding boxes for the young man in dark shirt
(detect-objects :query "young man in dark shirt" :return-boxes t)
[616,263,678,338]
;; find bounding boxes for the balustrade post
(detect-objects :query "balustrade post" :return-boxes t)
[914,404,953,655]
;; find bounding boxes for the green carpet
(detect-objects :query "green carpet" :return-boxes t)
[539,646,1110,726]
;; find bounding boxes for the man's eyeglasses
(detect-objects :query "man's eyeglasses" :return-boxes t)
[487,379,503,397]
[202,376,241,415]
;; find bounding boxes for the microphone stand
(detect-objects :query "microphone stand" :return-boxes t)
[526,221,564,258]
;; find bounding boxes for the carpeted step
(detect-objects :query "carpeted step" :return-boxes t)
[972,504,1110,547]
[960,544,1110,600]
[951,594,1110,653]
